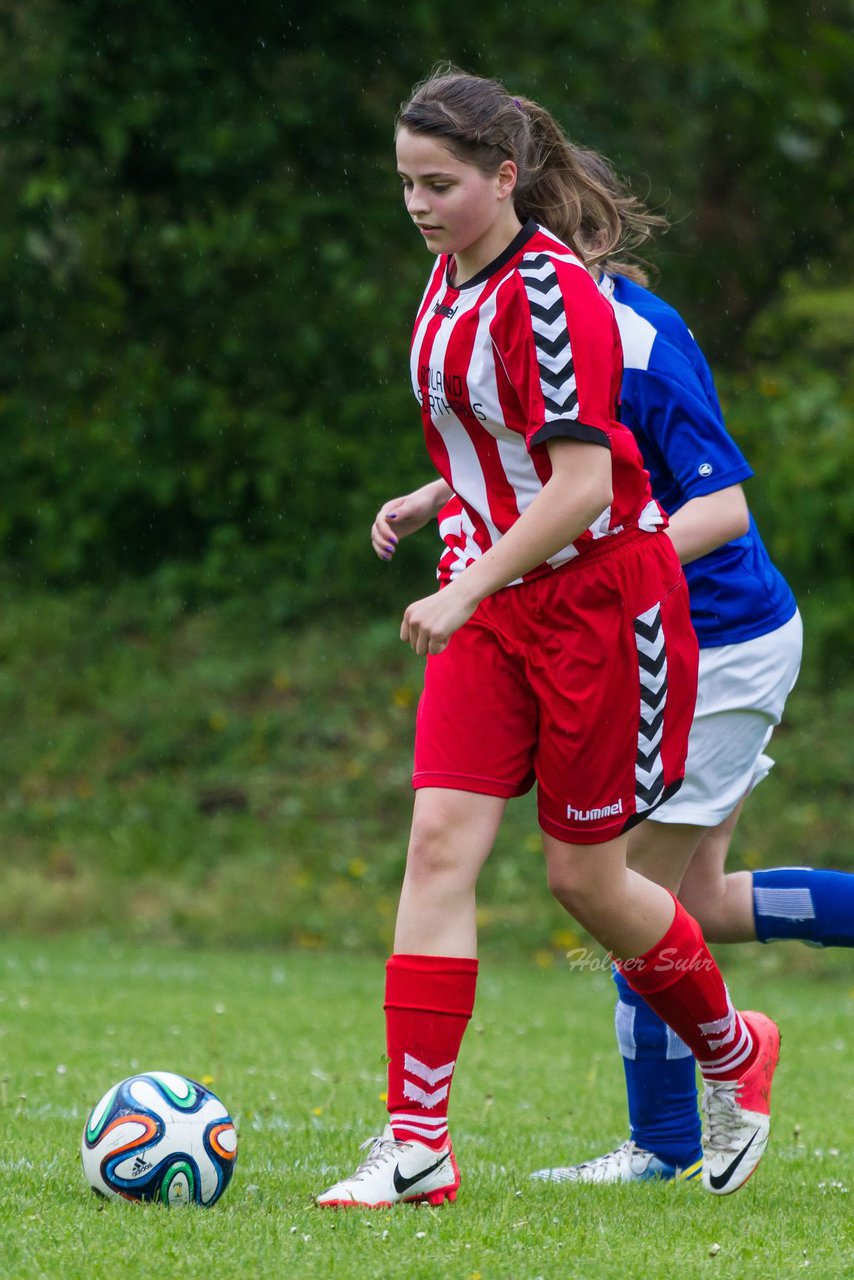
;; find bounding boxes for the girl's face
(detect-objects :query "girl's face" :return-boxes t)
[395,127,519,278]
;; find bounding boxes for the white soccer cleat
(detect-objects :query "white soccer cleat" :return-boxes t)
[530,1139,702,1184]
[702,1011,780,1195]
[316,1124,460,1208]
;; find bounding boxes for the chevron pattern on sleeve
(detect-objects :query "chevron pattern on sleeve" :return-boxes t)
[634,603,667,812]
[518,253,579,421]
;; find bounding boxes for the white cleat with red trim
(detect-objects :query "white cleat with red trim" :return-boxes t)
[702,1011,780,1195]
[316,1124,460,1208]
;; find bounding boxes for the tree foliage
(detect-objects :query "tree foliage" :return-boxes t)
[0,1,850,649]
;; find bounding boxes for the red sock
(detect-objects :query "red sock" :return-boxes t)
[384,953,478,1149]
[617,897,756,1081]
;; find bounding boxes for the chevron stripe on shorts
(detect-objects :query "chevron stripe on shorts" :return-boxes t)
[634,603,667,812]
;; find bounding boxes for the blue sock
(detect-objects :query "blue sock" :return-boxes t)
[612,968,702,1170]
[753,867,854,946]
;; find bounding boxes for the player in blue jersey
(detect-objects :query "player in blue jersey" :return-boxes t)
[524,146,854,1185]
[372,141,854,1188]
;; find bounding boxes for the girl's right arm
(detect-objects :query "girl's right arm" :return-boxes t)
[371,478,452,560]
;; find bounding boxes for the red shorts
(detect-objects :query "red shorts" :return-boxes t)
[413,530,698,844]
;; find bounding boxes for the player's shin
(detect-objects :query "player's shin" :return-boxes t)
[616,897,779,1195]
[384,953,478,1148]
[316,953,476,1208]
[612,967,702,1171]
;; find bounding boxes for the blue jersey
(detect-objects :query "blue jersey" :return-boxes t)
[601,274,797,647]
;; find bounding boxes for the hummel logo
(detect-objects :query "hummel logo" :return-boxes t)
[392,1153,449,1195]
[708,1128,759,1192]
[567,799,623,822]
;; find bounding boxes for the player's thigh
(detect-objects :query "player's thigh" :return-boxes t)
[533,534,697,845]
[677,803,756,940]
[405,786,507,886]
[541,829,631,906]
[413,608,537,799]
[627,818,707,894]
[678,801,744,908]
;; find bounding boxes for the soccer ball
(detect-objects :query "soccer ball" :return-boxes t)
[81,1071,238,1206]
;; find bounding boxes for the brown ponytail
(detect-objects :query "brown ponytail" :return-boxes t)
[569,146,668,287]
[510,98,623,263]
[397,67,666,281]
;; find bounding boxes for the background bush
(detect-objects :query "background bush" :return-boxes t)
[0,3,850,945]
[0,2,850,662]
[719,272,854,675]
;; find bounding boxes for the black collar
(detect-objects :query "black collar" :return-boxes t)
[445,218,539,291]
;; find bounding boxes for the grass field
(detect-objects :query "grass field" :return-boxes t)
[0,585,851,956]
[2,937,852,1279]
[1,585,852,1274]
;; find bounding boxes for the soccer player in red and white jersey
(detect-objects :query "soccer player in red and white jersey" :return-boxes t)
[526,147,854,1189]
[316,68,780,1209]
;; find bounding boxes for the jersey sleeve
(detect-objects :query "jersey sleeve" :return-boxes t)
[622,338,754,500]
[492,255,622,453]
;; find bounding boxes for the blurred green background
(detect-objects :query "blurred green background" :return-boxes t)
[0,0,851,953]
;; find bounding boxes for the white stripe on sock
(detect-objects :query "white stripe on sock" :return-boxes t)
[706,1017,740,1053]
[615,999,637,1060]
[403,1081,449,1109]
[754,886,815,921]
[391,1116,448,1142]
[665,1025,693,1061]
[404,1054,456,1086]
[698,1005,735,1038]
[390,1112,448,1130]
[698,1020,754,1077]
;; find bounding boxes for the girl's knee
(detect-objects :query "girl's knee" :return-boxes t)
[405,791,502,887]
[546,857,599,914]
[405,821,460,881]
[405,812,485,890]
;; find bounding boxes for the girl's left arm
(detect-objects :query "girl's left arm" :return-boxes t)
[401,438,612,655]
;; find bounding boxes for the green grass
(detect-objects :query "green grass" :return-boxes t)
[0,584,851,955]
[1,583,852,1273]
[1,938,852,1279]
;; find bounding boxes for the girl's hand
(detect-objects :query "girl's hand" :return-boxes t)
[400,583,478,655]
[371,480,452,561]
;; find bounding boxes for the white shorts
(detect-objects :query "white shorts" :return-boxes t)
[649,610,803,827]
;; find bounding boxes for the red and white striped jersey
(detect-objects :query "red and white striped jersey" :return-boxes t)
[409,219,664,584]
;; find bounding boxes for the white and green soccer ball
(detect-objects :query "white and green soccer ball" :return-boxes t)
[81,1071,237,1206]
